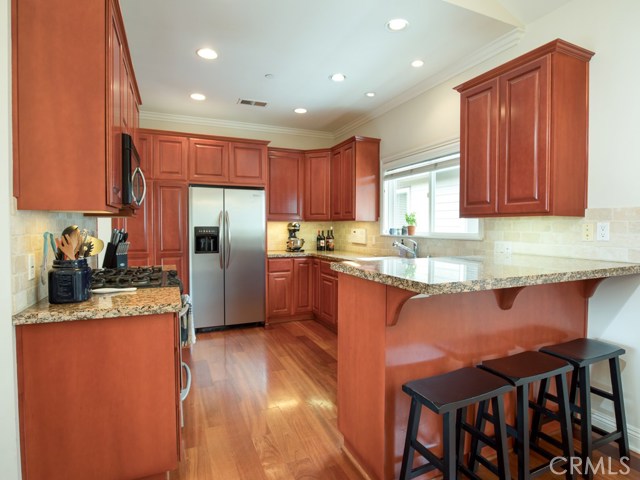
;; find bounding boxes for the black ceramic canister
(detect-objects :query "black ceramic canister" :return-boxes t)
[48,258,92,304]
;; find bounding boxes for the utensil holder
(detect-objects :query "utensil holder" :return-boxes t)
[115,252,128,269]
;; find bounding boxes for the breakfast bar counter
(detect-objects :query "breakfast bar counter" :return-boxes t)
[332,254,640,480]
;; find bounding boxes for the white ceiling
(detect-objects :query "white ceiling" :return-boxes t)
[120,0,570,134]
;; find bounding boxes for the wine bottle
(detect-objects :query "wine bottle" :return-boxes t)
[327,227,335,251]
[320,230,326,251]
[316,230,322,251]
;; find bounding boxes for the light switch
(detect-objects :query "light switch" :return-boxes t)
[28,254,36,280]
[349,228,367,244]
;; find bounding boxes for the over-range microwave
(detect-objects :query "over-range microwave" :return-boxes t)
[122,133,147,207]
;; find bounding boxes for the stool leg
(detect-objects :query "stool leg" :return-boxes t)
[400,397,422,480]
[491,395,511,480]
[609,357,630,459]
[555,373,575,480]
[578,366,593,480]
[530,377,549,446]
[456,406,467,469]
[468,400,488,473]
[443,411,457,480]
[516,384,530,480]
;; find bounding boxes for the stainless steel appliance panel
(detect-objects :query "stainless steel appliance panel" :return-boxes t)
[189,187,225,328]
[223,188,265,325]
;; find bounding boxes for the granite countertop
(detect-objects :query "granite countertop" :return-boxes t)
[330,254,640,296]
[13,287,182,326]
[267,250,385,261]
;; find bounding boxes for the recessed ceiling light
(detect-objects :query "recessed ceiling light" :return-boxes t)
[264,73,274,79]
[294,108,307,114]
[190,93,206,101]
[365,92,376,97]
[411,60,424,68]
[386,18,409,31]
[330,73,346,82]
[196,48,218,60]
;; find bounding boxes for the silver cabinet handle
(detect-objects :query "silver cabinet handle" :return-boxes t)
[225,210,231,268]
[180,362,191,402]
[218,210,224,269]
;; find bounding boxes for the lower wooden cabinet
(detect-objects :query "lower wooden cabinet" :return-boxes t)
[267,257,337,330]
[16,313,181,479]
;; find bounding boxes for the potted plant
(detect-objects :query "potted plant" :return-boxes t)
[405,212,417,235]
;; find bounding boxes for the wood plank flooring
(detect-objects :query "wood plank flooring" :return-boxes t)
[171,320,639,480]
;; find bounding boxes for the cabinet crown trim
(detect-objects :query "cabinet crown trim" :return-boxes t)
[454,38,595,92]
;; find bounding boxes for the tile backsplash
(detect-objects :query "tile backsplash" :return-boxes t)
[267,207,640,262]
[11,199,97,314]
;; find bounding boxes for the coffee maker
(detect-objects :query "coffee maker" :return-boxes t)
[286,222,305,252]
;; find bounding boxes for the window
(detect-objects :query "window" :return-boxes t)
[382,151,480,238]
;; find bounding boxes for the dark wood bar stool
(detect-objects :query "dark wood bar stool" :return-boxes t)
[477,351,575,480]
[400,367,513,480]
[538,338,629,479]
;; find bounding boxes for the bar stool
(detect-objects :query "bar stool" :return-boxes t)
[476,351,575,480]
[400,367,513,480]
[538,338,629,479]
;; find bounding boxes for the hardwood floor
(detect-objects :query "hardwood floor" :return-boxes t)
[170,320,363,480]
[171,320,639,480]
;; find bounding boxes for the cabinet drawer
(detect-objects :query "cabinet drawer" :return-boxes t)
[268,258,294,273]
[320,260,337,277]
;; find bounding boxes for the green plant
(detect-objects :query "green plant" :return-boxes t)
[404,212,416,226]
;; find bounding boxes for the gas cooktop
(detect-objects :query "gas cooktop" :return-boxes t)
[91,266,182,292]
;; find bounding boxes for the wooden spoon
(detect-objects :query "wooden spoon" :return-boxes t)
[58,235,77,260]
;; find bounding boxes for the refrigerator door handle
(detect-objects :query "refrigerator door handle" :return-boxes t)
[218,210,224,269]
[225,210,231,268]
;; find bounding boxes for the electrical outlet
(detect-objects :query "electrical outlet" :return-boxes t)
[581,223,594,241]
[596,222,610,241]
[494,241,512,255]
[28,254,36,280]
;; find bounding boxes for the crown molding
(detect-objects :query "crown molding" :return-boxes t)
[139,111,335,139]
[333,27,525,138]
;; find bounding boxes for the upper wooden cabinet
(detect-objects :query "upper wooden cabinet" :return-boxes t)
[304,150,331,221]
[189,138,230,184]
[267,148,304,221]
[13,0,141,213]
[153,135,189,181]
[455,39,594,217]
[330,136,380,221]
[229,142,268,185]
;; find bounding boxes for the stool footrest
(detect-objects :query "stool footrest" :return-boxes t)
[461,422,498,450]
[458,464,485,480]
[411,439,442,473]
[472,454,501,477]
[534,431,564,451]
[593,430,623,448]
[590,386,614,401]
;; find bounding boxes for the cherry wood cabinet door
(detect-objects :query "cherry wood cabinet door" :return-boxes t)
[330,148,343,219]
[319,274,337,327]
[108,10,124,208]
[189,138,230,184]
[304,150,331,221]
[154,182,189,292]
[113,180,154,267]
[498,57,550,214]
[229,142,267,185]
[293,258,312,314]
[267,272,293,317]
[340,143,355,220]
[312,258,320,314]
[153,135,189,181]
[136,132,153,179]
[267,149,304,220]
[459,78,499,217]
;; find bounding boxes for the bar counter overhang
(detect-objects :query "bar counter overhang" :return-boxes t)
[332,255,640,480]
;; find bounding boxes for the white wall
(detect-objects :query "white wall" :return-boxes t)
[0,0,22,476]
[339,0,640,451]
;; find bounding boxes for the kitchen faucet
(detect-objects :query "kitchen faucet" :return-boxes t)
[392,238,418,258]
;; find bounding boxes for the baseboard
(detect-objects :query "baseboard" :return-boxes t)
[342,442,374,480]
[592,410,640,454]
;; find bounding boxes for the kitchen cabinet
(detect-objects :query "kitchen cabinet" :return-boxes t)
[267,148,304,221]
[229,142,268,185]
[267,259,293,318]
[13,0,141,213]
[293,257,313,314]
[114,180,155,267]
[304,150,332,221]
[189,138,230,184]
[455,39,594,217]
[317,260,338,330]
[16,313,181,479]
[330,136,380,221]
[153,135,189,181]
[154,181,189,293]
[312,258,321,314]
[136,132,154,178]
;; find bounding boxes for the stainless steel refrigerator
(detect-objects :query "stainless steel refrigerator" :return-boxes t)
[189,186,265,329]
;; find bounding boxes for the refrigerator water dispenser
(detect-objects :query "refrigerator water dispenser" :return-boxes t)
[194,226,219,253]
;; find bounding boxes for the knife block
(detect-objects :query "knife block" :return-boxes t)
[102,242,117,269]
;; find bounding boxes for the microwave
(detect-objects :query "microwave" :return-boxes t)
[122,133,147,207]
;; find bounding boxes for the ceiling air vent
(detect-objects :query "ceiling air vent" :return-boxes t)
[237,99,268,107]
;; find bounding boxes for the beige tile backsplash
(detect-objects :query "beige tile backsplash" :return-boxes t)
[11,199,97,314]
[267,207,640,262]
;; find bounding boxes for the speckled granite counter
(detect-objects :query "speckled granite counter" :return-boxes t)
[12,287,182,326]
[267,250,384,261]
[330,254,640,295]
